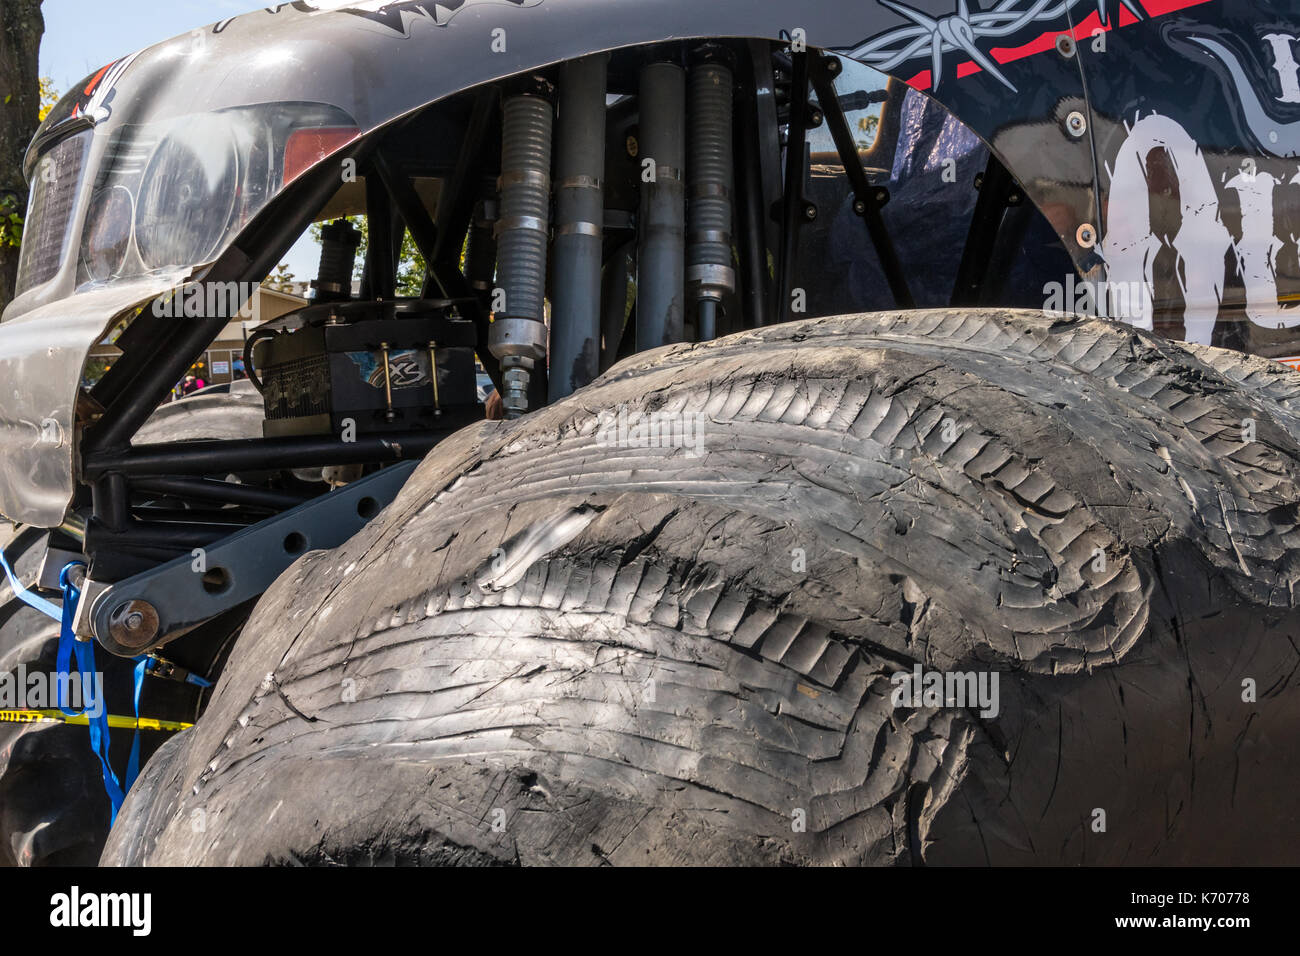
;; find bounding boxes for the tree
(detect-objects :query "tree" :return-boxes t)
[38,76,57,120]
[0,0,44,310]
[262,262,299,293]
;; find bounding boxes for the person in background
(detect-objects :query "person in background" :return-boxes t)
[232,356,247,380]
[181,373,205,395]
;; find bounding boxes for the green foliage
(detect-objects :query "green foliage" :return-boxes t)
[0,194,23,249]
[0,81,60,251]
[261,262,298,292]
[38,77,59,122]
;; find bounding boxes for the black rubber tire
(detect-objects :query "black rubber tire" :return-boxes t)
[0,387,263,866]
[105,310,1300,865]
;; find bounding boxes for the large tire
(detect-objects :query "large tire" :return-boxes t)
[105,310,1300,865]
[0,386,263,866]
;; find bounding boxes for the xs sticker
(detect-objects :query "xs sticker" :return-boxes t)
[215,0,542,37]
[347,350,431,390]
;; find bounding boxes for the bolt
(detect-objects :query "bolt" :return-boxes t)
[853,198,866,215]
[1076,223,1097,248]
[1066,111,1087,138]
[1056,34,1076,58]
[803,203,818,221]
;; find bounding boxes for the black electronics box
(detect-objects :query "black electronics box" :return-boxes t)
[255,317,478,438]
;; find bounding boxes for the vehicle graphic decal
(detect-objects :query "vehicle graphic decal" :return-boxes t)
[214,0,543,37]
[849,0,1217,92]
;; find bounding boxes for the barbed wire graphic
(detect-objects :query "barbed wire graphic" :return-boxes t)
[849,0,1147,92]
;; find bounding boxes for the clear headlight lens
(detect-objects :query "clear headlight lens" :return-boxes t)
[135,114,240,270]
[75,103,357,290]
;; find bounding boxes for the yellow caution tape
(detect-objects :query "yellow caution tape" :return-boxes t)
[0,709,192,731]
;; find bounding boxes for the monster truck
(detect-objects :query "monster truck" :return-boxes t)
[1,0,1298,866]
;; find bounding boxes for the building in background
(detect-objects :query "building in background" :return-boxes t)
[87,285,309,395]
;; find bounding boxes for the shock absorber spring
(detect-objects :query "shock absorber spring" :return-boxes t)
[491,91,554,418]
[688,60,736,342]
[312,219,362,304]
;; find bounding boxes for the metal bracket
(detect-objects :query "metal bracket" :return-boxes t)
[88,461,418,657]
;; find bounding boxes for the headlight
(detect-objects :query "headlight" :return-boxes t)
[82,184,134,281]
[135,115,240,270]
[75,103,358,290]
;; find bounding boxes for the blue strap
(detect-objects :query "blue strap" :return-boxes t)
[4,549,171,822]
[58,564,128,822]
[127,657,147,786]
[0,543,61,621]
[56,564,86,717]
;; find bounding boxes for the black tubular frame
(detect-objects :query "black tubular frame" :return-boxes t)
[735,44,773,329]
[950,151,1023,307]
[361,170,399,301]
[777,49,812,323]
[83,429,457,479]
[129,476,310,511]
[807,53,914,309]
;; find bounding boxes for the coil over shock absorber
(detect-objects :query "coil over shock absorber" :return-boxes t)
[312,219,362,304]
[687,59,736,341]
[491,89,554,418]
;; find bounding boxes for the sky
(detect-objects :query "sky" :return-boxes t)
[38,0,322,280]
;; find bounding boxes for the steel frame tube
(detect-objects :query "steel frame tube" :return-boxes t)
[550,54,609,402]
[84,430,454,478]
[636,62,686,350]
